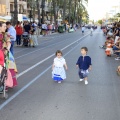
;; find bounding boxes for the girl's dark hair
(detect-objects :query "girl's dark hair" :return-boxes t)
[17,21,20,25]
[81,47,88,52]
[55,50,63,56]
[0,21,5,27]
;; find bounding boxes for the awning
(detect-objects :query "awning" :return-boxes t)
[0,18,6,22]
[0,16,7,22]
[23,16,28,21]
[4,16,11,20]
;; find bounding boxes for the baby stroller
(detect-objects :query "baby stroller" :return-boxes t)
[22,32,30,46]
[0,53,8,99]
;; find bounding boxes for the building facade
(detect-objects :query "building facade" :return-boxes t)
[10,0,27,15]
[0,0,8,16]
[0,0,51,22]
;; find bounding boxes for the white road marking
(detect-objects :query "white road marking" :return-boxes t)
[17,33,89,78]
[15,33,80,59]
[15,37,71,59]
[0,33,89,110]
[14,33,69,54]
[14,48,29,54]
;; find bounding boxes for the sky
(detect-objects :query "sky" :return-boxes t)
[88,0,120,21]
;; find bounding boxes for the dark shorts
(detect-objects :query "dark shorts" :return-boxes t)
[78,69,89,79]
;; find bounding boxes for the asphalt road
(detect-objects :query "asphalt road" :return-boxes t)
[0,28,120,120]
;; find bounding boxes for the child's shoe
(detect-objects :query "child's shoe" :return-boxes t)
[58,81,61,84]
[115,57,120,60]
[85,80,88,85]
[79,79,83,81]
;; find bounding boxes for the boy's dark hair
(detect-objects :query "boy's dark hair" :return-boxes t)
[55,50,63,56]
[6,21,11,25]
[81,47,88,52]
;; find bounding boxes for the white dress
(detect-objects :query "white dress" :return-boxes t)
[52,57,66,81]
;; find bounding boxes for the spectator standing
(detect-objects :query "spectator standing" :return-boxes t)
[42,22,47,36]
[32,21,37,31]
[24,21,31,33]
[114,23,120,43]
[6,21,16,56]
[15,21,23,46]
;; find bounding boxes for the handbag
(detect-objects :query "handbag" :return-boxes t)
[5,69,13,88]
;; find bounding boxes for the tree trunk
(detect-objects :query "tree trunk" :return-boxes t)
[41,0,45,23]
[36,0,41,24]
[13,0,18,25]
[50,2,53,23]
[80,15,82,25]
[63,0,66,22]
[52,0,57,24]
[74,0,77,24]
[68,0,71,24]
[33,7,35,22]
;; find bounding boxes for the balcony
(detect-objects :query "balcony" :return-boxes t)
[10,0,27,11]
[18,1,27,10]
[10,0,19,3]
[10,0,27,2]
[10,0,27,10]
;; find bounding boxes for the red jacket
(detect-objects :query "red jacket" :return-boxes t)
[15,25,23,35]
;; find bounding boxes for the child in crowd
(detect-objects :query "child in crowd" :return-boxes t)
[99,37,114,49]
[76,47,92,85]
[52,50,68,83]
[105,38,114,56]
[113,38,120,60]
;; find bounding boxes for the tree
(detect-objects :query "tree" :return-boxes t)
[98,20,103,25]
[13,0,18,25]
[36,0,41,24]
[63,0,67,22]
[27,0,37,22]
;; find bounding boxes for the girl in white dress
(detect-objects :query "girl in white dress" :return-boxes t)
[52,50,68,83]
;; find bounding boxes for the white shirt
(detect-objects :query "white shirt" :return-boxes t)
[91,28,93,31]
[8,26,16,41]
[42,24,47,29]
[54,57,66,67]
[82,27,85,31]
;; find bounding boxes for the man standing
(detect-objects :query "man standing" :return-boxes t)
[15,21,23,46]
[24,21,31,33]
[6,21,16,56]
